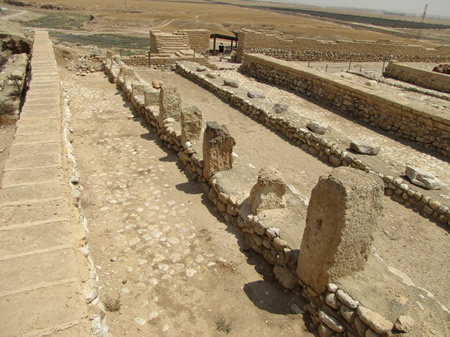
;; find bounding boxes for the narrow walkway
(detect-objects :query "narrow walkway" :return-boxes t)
[0,31,92,337]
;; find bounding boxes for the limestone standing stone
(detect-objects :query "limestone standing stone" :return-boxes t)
[248,168,287,214]
[159,86,182,124]
[123,66,142,92]
[202,122,235,180]
[144,87,160,106]
[297,167,384,294]
[105,50,113,69]
[132,84,150,97]
[181,106,203,145]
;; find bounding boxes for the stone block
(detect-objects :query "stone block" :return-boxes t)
[202,122,235,180]
[405,165,445,190]
[144,86,160,106]
[181,106,203,145]
[248,168,287,214]
[297,167,384,294]
[159,86,182,123]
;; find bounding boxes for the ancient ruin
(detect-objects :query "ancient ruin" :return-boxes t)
[0,2,449,337]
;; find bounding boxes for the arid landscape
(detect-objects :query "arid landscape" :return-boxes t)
[0,0,449,336]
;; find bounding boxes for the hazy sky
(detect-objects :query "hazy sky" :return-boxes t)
[289,0,450,17]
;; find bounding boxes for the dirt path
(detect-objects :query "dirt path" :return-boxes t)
[61,68,314,337]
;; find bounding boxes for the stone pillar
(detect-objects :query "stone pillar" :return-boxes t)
[248,168,287,214]
[105,50,113,69]
[123,67,141,93]
[144,87,160,107]
[132,83,151,97]
[159,86,181,124]
[202,122,235,180]
[297,167,384,294]
[181,106,203,145]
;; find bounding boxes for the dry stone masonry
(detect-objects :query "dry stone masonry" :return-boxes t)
[384,61,450,94]
[237,29,450,63]
[103,55,450,337]
[174,60,449,227]
[239,53,450,158]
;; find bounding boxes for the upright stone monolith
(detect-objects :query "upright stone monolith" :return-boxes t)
[297,167,384,294]
[202,122,235,180]
[248,168,287,214]
[181,106,203,145]
[159,86,181,124]
[144,86,160,107]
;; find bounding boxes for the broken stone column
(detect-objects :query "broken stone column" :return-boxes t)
[297,167,384,294]
[123,67,143,93]
[248,168,287,214]
[105,50,113,69]
[181,106,203,145]
[144,86,160,107]
[159,86,181,124]
[202,122,235,180]
[110,56,122,79]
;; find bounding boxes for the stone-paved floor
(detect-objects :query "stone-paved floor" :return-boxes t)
[62,69,313,337]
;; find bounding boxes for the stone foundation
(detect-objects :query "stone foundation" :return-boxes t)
[239,54,449,158]
[174,60,449,227]
[384,61,450,94]
[237,29,450,63]
[103,57,450,337]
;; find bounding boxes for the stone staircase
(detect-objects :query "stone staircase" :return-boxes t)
[154,32,191,54]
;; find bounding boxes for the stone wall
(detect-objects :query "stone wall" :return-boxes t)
[103,57,449,337]
[240,54,450,158]
[183,29,210,53]
[384,61,450,94]
[237,29,450,63]
[118,54,210,68]
[173,61,449,227]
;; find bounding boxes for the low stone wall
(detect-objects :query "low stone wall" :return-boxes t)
[240,54,450,157]
[384,61,450,94]
[103,58,449,337]
[174,61,449,227]
[119,54,210,68]
[237,29,450,63]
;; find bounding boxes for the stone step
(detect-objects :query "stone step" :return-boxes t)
[0,181,65,204]
[0,282,88,337]
[0,248,79,297]
[0,198,68,227]
[4,153,62,170]
[1,166,64,187]
[8,141,62,157]
[0,221,75,257]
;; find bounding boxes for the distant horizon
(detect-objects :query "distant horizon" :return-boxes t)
[259,0,450,19]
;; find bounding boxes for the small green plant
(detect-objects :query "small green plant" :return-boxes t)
[103,294,121,312]
[215,315,232,334]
